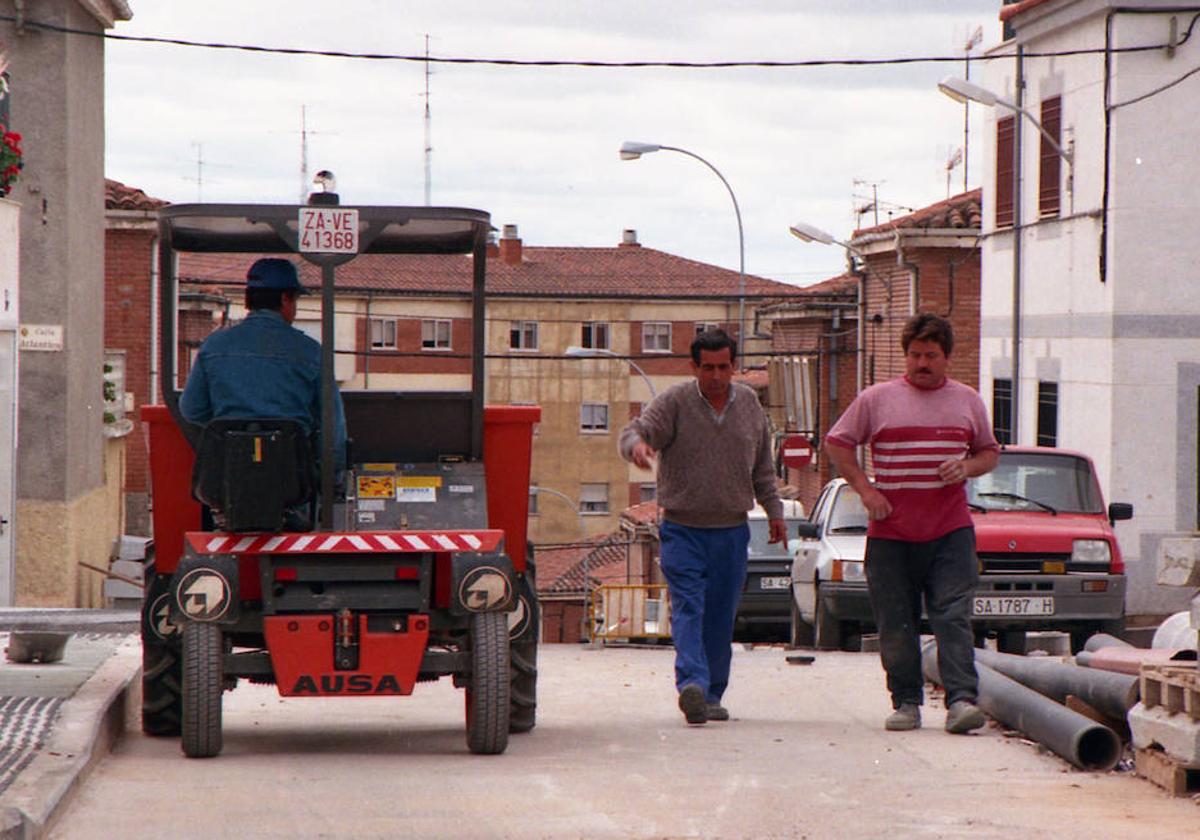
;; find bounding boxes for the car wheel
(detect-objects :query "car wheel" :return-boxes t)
[789,596,814,648]
[813,587,843,651]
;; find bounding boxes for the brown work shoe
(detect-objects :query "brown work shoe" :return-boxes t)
[705,702,730,721]
[944,700,986,734]
[884,703,921,731]
[678,684,707,725]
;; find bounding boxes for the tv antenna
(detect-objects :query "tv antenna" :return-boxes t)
[422,34,434,205]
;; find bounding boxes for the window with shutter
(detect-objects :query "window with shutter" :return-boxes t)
[995,115,1015,229]
[1038,97,1062,218]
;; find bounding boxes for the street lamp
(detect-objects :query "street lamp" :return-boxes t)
[564,346,658,399]
[937,77,1072,165]
[619,141,747,345]
[789,220,866,394]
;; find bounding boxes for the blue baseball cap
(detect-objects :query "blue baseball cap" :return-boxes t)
[246,258,308,294]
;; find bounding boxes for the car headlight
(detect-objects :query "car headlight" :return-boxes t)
[1071,539,1111,565]
[836,560,866,582]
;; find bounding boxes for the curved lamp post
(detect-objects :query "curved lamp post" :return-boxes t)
[789,220,866,394]
[619,141,746,344]
[564,346,658,399]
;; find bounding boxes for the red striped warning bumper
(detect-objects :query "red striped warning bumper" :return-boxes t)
[184,529,503,555]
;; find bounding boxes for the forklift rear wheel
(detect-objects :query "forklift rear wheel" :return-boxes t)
[509,559,539,734]
[465,611,510,755]
[181,621,224,758]
[141,566,182,736]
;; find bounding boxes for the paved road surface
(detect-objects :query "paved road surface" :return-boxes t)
[47,645,1199,839]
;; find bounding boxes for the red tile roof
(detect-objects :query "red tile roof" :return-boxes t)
[853,188,982,238]
[177,247,809,301]
[620,501,661,527]
[799,272,858,295]
[536,536,632,595]
[105,179,167,211]
[1000,0,1053,22]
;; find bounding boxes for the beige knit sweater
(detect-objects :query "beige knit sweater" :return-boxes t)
[618,380,783,528]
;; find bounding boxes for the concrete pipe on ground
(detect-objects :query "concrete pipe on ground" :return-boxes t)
[972,646,1138,722]
[922,642,1121,772]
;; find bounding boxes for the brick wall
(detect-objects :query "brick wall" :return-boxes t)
[103,227,155,532]
[861,246,981,390]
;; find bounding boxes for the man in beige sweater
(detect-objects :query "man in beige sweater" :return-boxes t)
[619,329,785,725]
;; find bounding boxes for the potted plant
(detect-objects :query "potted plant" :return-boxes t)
[0,122,21,199]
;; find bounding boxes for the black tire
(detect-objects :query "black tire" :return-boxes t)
[181,621,223,758]
[996,629,1026,655]
[789,594,814,649]
[466,611,510,755]
[141,566,182,737]
[508,557,539,734]
[813,588,843,651]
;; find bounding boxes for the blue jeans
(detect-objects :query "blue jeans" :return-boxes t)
[658,520,750,702]
[865,527,979,708]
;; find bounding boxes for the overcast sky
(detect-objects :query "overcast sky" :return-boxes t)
[104,1,1004,286]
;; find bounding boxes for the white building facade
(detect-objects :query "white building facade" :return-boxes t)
[978,0,1200,616]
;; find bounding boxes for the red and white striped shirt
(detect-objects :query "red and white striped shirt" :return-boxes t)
[826,376,998,542]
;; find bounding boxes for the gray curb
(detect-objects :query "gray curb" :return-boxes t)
[0,638,141,840]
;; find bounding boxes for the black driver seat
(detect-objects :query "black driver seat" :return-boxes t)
[191,418,316,533]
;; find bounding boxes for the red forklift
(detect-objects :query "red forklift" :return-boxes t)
[140,196,540,757]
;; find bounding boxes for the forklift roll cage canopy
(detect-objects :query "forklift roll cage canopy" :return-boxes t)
[157,203,493,529]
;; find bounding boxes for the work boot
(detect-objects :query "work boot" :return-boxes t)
[705,702,730,722]
[884,703,921,731]
[678,684,707,725]
[944,700,986,734]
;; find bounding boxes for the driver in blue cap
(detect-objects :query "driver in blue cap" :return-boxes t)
[181,257,347,476]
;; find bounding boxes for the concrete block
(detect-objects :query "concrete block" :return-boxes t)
[1157,538,1200,587]
[109,560,144,581]
[1128,701,1200,766]
[1024,631,1070,656]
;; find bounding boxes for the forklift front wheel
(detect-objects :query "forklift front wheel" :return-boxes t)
[465,611,510,755]
[181,621,224,758]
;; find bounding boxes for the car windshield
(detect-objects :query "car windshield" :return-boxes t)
[967,452,1103,513]
[748,518,802,556]
[829,487,869,533]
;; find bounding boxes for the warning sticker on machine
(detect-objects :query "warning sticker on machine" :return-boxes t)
[448,485,475,494]
[396,476,441,503]
[357,476,396,499]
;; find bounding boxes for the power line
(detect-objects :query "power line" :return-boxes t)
[0,14,1179,70]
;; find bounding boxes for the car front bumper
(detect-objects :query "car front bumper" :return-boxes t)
[970,574,1125,631]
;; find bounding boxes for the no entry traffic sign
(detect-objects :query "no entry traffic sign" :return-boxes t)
[781,435,813,469]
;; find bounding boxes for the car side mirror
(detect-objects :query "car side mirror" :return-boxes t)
[795,520,819,539]
[1108,502,1133,523]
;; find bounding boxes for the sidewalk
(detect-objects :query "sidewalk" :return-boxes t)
[0,610,141,840]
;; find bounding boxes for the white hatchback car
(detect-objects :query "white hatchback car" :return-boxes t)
[789,478,871,650]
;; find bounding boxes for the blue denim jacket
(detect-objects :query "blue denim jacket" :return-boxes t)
[180,310,347,469]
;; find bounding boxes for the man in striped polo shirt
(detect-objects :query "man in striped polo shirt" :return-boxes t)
[825,313,999,734]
